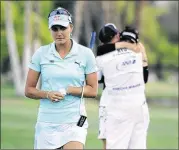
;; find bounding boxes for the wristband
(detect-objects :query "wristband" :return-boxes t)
[143,66,149,83]
[46,91,50,99]
[59,88,67,96]
[80,87,83,96]
[66,87,69,95]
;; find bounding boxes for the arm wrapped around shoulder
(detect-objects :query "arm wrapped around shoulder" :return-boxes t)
[143,66,149,83]
[97,44,115,56]
[138,42,148,66]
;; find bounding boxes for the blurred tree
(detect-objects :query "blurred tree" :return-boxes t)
[32,1,41,53]
[1,1,52,70]
[38,1,53,44]
[2,1,53,95]
[102,1,122,31]
[73,1,85,43]
[117,1,135,29]
[116,1,178,80]
[23,1,32,83]
[79,1,105,52]
[158,1,178,43]
[4,1,24,95]
[31,2,41,89]
[140,2,178,79]
[134,0,144,32]
[1,2,24,73]
[120,2,129,29]
[1,1,178,83]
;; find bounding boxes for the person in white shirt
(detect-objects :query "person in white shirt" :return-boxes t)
[97,24,145,149]
[96,26,149,149]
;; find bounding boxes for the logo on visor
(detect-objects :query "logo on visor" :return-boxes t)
[52,15,71,22]
[53,16,60,21]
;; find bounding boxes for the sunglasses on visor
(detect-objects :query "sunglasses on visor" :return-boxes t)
[48,8,71,18]
[51,25,68,32]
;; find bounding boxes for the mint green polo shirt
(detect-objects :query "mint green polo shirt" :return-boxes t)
[29,39,97,124]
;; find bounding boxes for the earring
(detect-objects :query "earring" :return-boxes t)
[70,33,72,38]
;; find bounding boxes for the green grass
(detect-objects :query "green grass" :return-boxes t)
[2,81,178,100]
[1,98,178,149]
[145,81,178,99]
[1,82,178,149]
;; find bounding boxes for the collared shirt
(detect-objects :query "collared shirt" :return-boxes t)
[29,39,98,124]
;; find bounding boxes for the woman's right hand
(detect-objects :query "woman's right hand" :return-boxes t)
[47,91,65,102]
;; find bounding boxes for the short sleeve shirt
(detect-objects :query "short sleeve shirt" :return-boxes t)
[29,39,98,123]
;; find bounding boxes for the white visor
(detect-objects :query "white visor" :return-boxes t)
[122,32,136,39]
[48,14,71,29]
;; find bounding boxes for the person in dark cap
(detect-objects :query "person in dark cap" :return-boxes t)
[97,24,140,149]
[99,23,120,44]
[96,25,149,149]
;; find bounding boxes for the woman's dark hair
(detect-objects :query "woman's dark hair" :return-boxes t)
[120,26,139,43]
[99,24,118,43]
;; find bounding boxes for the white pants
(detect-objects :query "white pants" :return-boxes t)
[34,122,87,149]
[98,106,107,139]
[106,99,150,149]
